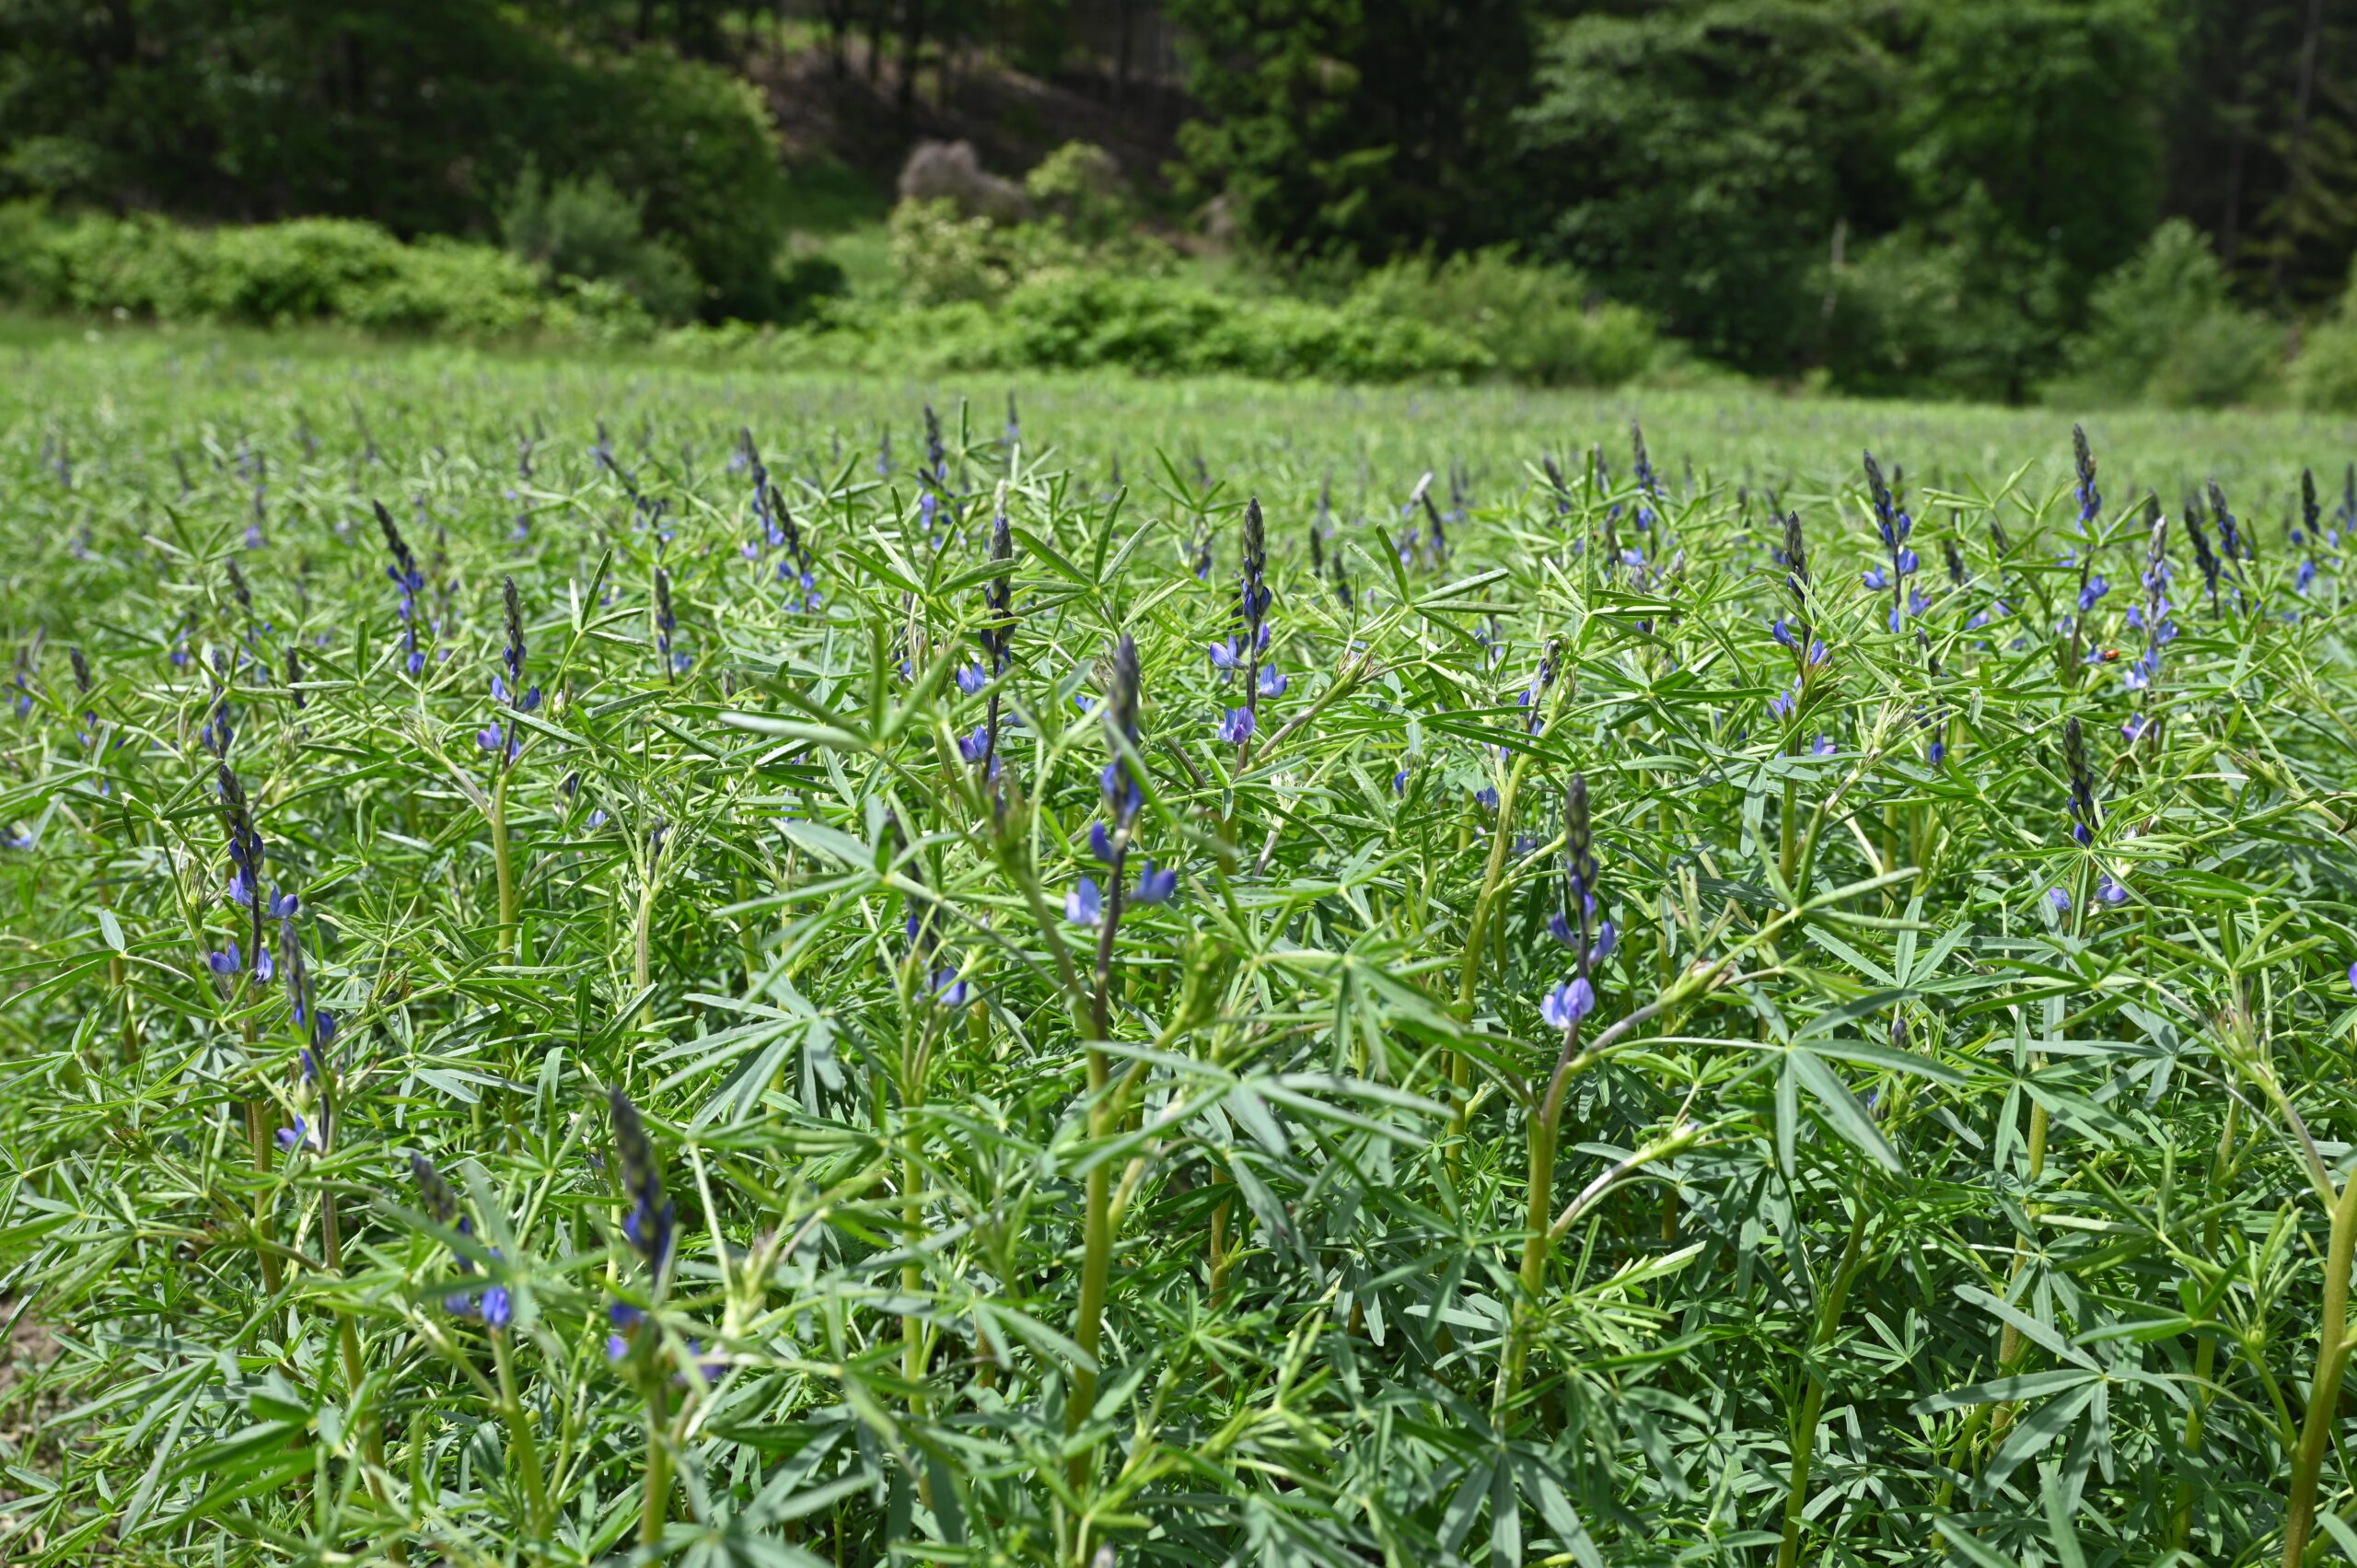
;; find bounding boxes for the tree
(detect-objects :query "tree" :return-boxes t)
[1516,0,1908,376]
[1164,0,1535,261]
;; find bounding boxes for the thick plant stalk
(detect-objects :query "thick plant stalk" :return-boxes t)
[492,1327,552,1540]
[1775,1202,1869,1568]
[2283,1167,2357,1568]
[491,768,516,959]
[1068,820,1129,1485]
[639,1379,672,1550]
[1498,1007,1587,1402]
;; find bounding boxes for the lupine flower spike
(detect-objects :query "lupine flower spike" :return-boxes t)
[375,499,426,676]
[2062,716,2100,848]
[1542,775,1601,1031]
[411,1155,487,1317]
[610,1088,675,1275]
[977,506,1016,777]
[1863,451,1915,634]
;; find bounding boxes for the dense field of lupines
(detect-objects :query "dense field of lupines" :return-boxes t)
[6,336,2357,1568]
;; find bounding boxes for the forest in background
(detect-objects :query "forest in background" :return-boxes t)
[5,0,2357,402]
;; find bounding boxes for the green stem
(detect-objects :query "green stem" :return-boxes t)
[493,1328,551,1540]
[1451,749,1536,1110]
[1775,1200,1869,1568]
[1500,1009,1588,1405]
[2284,1168,2357,1568]
[1069,826,1128,1487]
[639,1377,672,1550]
[492,766,516,960]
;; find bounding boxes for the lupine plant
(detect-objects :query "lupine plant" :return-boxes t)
[5,340,2357,1568]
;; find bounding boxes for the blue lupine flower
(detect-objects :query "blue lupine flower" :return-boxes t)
[2298,559,2318,593]
[1541,977,1596,1029]
[2347,960,2357,993]
[482,1286,513,1330]
[1549,911,1577,947]
[2063,716,2100,847]
[251,944,273,982]
[609,1090,675,1273]
[208,941,242,975]
[1770,678,1800,719]
[1065,876,1104,928]
[1218,707,1255,745]
[1100,637,1145,821]
[1259,667,1288,699]
[1862,567,1888,591]
[1132,865,1178,905]
[958,726,991,764]
[933,969,971,1006]
[277,1116,319,1152]
[1392,765,1411,795]
[2048,887,2072,914]
[2078,575,2110,612]
[1813,733,1837,756]
[1908,588,1930,616]
[2096,874,2129,905]
[608,1299,646,1361]
[1771,618,1798,649]
[2072,426,2102,530]
[1565,773,1599,928]
[1897,547,1919,576]
[1590,920,1617,965]
[958,662,987,695]
[1209,638,1241,670]
[1474,785,1499,811]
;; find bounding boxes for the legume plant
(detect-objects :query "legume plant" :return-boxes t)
[5,337,2357,1568]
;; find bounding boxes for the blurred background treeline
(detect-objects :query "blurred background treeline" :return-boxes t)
[7,0,2357,406]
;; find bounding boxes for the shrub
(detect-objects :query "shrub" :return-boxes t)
[1348,248,1656,385]
[2051,219,2280,407]
[886,270,1488,381]
[500,162,701,323]
[897,141,1032,224]
[2293,320,2357,412]
[541,52,792,321]
[0,204,652,341]
[888,199,1030,307]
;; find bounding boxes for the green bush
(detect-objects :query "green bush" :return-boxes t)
[0,205,652,341]
[821,270,1487,381]
[562,53,791,321]
[886,192,1175,309]
[1347,247,1656,385]
[2294,320,2357,412]
[500,162,701,323]
[2050,218,2280,407]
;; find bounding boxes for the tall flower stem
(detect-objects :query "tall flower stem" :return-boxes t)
[240,1007,283,1297]
[2284,1162,2357,1568]
[481,1327,547,1540]
[1068,822,1128,1487]
[1499,1007,1586,1402]
[1773,1199,1869,1568]
[492,767,516,960]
